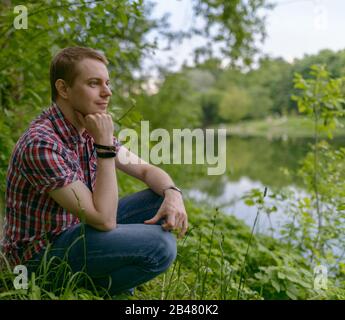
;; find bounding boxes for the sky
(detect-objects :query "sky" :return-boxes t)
[148,0,345,70]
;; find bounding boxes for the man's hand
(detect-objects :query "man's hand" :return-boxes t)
[144,190,188,239]
[75,111,114,145]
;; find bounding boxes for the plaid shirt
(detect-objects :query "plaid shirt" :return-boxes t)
[1,103,121,265]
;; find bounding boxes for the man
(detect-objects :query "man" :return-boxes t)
[1,46,188,296]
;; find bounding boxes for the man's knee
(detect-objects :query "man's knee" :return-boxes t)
[147,229,177,274]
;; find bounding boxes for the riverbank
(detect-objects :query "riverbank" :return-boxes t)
[1,199,344,300]
[221,116,345,139]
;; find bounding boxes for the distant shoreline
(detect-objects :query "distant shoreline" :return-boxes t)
[217,116,345,139]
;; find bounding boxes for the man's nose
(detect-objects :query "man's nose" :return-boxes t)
[101,84,112,97]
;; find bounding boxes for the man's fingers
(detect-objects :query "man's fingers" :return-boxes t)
[176,213,188,238]
[175,214,183,232]
[179,217,188,238]
[161,212,188,238]
[144,215,159,225]
[162,213,175,231]
[144,209,163,225]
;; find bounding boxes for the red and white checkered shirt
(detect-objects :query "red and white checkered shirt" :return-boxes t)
[1,103,121,265]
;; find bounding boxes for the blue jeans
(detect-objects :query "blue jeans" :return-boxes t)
[27,189,177,295]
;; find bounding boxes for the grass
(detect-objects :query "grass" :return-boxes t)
[224,116,345,138]
[1,196,345,300]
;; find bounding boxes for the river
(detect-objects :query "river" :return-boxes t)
[161,135,345,236]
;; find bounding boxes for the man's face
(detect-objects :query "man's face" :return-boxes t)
[66,58,112,115]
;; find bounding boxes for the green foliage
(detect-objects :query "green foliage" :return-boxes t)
[199,89,223,127]
[236,64,345,293]
[0,245,111,300]
[143,50,345,130]
[266,66,345,278]
[0,117,15,196]
[191,0,273,66]
[248,58,292,114]
[292,65,345,139]
[296,142,345,263]
[253,265,314,300]
[136,201,341,300]
[137,71,202,131]
[219,85,251,122]
[293,49,345,79]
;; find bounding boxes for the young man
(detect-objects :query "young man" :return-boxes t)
[1,47,188,295]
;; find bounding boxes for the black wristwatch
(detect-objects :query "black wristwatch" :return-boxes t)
[162,186,183,197]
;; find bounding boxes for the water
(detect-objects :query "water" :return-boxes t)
[162,135,345,236]
[187,177,276,233]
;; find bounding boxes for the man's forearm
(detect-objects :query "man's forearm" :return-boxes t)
[93,157,118,227]
[142,165,188,238]
[143,165,176,196]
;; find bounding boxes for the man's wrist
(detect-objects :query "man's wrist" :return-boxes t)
[94,140,117,159]
[163,186,183,197]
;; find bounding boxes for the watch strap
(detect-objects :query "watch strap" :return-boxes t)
[94,143,116,151]
[96,151,117,158]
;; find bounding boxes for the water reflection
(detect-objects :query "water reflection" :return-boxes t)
[162,135,345,234]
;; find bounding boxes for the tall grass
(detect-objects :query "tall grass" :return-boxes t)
[0,238,111,300]
[237,187,267,299]
[1,192,344,300]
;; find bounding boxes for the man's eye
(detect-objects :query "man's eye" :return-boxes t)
[89,82,97,87]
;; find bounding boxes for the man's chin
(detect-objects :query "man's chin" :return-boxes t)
[96,105,108,112]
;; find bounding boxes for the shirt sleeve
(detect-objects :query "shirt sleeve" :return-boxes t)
[20,140,79,194]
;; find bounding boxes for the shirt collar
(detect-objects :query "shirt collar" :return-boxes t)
[47,102,89,146]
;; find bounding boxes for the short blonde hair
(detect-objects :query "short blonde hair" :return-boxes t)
[50,46,108,101]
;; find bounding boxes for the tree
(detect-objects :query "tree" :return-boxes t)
[199,89,223,127]
[137,71,201,131]
[219,85,251,122]
[246,57,293,116]
[190,0,273,66]
[292,65,345,260]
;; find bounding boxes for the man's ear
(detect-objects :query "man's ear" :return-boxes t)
[55,79,69,99]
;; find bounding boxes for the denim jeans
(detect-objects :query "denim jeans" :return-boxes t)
[27,188,177,295]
